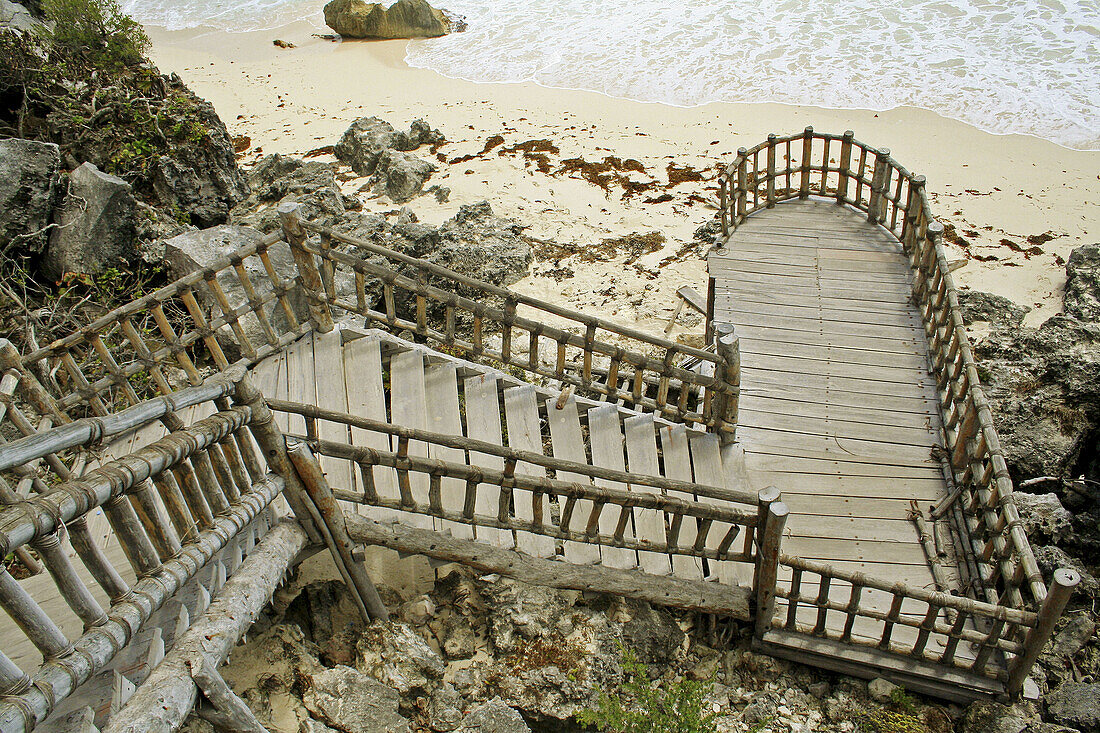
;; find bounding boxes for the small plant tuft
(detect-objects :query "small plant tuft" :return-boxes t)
[576,644,719,733]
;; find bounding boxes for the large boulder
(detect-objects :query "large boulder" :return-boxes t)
[1064,243,1100,322]
[302,665,410,733]
[406,201,532,287]
[456,698,531,733]
[231,154,360,232]
[0,0,37,32]
[1046,682,1100,730]
[149,75,249,228]
[354,620,444,694]
[324,0,451,39]
[334,117,444,176]
[162,225,306,356]
[44,162,135,280]
[0,138,60,254]
[373,149,436,203]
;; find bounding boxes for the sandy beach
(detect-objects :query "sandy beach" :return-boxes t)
[147,22,1099,332]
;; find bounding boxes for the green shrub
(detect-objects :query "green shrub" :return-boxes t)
[40,0,149,67]
[576,645,719,733]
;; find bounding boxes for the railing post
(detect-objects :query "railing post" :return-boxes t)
[902,174,926,255]
[753,487,788,638]
[868,148,890,225]
[719,166,730,239]
[278,202,334,333]
[765,134,777,208]
[836,130,854,205]
[736,149,748,221]
[714,323,739,446]
[799,127,813,199]
[1006,568,1079,697]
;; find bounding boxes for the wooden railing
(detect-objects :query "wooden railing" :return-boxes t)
[715,128,1076,697]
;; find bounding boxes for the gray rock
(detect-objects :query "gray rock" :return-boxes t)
[1048,615,1097,661]
[334,116,444,176]
[427,683,464,732]
[148,75,249,228]
[1024,724,1082,733]
[442,619,476,660]
[1013,493,1073,543]
[1064,244,1100,321]
[960,701,1032,733]
[162,225,306,356]
[373,149,436,203]
[958,289,1031,327]
[232,155,359,232]
[355,620,444,694]
[300,720,340,733]
[302,665,410,733]
[1046,682,1100,730]
[410,201,532,287]
[867,677,898,703]
[0,0,38,32]
[0,138,60,254]
[44,162,136,280]
[1033,546,1099,598]
[456,698,530,733]
[324,0,452,39]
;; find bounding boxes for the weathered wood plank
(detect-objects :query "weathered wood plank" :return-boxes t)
[462,374,512,548]
[659,424,704,580]
[343,336,401,522]
[388,349,434,530]
[546,393,601,565]
[314,330,353,495]
[424,362,473,540]
[502,386,556,558]
[587,405,638,570]
[623,415,673,577]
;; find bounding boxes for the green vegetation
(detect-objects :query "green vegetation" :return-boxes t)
[852,688,929,733]
[40,0,149,67]
[576,645,719,733]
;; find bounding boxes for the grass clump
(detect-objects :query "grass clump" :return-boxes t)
[576,645,718,733]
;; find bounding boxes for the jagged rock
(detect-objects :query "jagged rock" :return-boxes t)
[149,75,249,228]
[44,162,135,279]
[0,0,37,33]
[399,595,436,626]
[427,683,464,732]
[300,720,340,733]
[162,225,306,356]
[334,117,443,176]
[1048,615,1097,661]
[373,149,436,203]
[958,289,1031,326]
[1023,724,1081,733]
[232,155,359,232]
[1046,682,1100,730]
[1065,244,1100,321]
[0,137,60,254]
[960,701,1032,733]
[324,0,452,39]
[456,698,530,733]
[355,621,444,694]
[1033,546,1099,598]
[428,184,450,203]
[302,665,410,733]
[405,201,532,287]
[1013,493,1073,543]
[441,618,476,660]
[867,677,898,703]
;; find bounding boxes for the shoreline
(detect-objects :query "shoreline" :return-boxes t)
[146,21,1100,329]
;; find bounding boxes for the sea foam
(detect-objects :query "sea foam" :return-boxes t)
[125,0,1100,149]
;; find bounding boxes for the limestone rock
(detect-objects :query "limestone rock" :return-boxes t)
[373,149,436,203]
[300,720,340,733]
[1065,244,1100,322]
[456,698,530,733]
[1046,682,1100,730]
[44,162,135,280]
[958,289,1031,326]
[355,621,444,694]
[867,677,898,703]
[302,665,410,733]
[1013,493,1073,543]
[1033,545,1099,598]
[427,683,464,732]
[0,137,59,254]
[324,0,452,39]
[162,225,306,356]
[149,75,249,228]
[441,619,476,660]
[334,116,443,176]
[960,701,1032,733]
[0,0,37,33]
[232,154,359,232]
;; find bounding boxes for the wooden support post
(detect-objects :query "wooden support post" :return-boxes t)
[837,130,854,205]
[719,166,729,239]
[714,323,739,445]
[285,441,389,623]
[902,175,926,252]
[765,134,777,208]
[868,148,890,224]
[190,655,270,733]
[1006,568,1079,697]
[278,202,333,333]
[753,489,789,638]
[735,149,748,221]
[799,127,813,199]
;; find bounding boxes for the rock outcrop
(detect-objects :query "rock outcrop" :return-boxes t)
[0,0,37,32]
[43,162,136,280]
[148,75,249,228]
[231,154,361,232]
[303,666,411,733]
[324,0,452,39]
[1064,243,1100,322]
[372,149,437,204]
[0,138,60,254]
[333,116,443,202]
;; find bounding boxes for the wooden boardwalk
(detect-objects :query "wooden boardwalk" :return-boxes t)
[710,198,962,649]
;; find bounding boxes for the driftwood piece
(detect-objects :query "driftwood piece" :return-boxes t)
[103,520,308,733]
[189,655,270,733]
[343,512,752,618]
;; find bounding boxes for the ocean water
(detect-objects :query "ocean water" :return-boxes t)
[126,0,1100,149]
